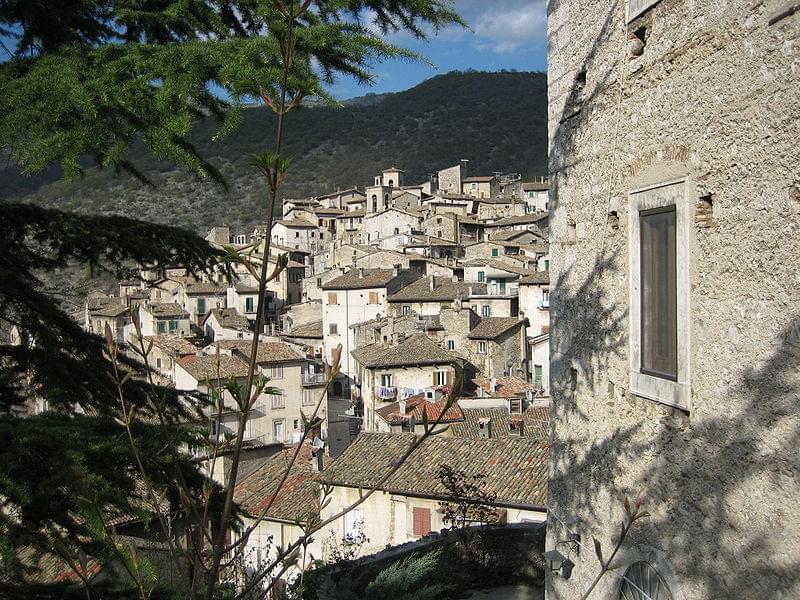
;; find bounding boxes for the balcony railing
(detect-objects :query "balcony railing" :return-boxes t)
[302,371,327,385]
[486,286,519,297]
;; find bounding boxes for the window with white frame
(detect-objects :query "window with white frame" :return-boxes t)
[271,364,283,380]
[271,392,285,409]
[381,373,393,387]
[302,389,315,406]
[447,339,455,350]
[435,370,448,386]
[482,305,491,317]
[629,180,691,411]
[478,341,487,354]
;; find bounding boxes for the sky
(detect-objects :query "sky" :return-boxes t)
[0,0,548,100]
[331,0,548,99]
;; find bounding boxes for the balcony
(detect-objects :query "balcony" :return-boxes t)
[375,386,397,400]
[486,285,519,297]
[302,371,327,385]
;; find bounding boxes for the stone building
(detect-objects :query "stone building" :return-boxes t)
[546,1,799,599]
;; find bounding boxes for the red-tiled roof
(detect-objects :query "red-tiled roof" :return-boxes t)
[375,394,464,426]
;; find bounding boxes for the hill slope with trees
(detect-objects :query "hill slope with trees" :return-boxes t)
[1,70,547,233]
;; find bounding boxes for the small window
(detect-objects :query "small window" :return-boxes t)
[482,305,491,317]
[534,365,543,388]
[295,231,300,238]
[271,364,283,380]
[381,373,394,387]
[245,297,255,313]
[329,323,338,335]
[369,291,379,305]
[447,340,455,351]
[157,321,167,334]
[197,298,206,314]
[478,341,487,354]
[491,248,499,257]
[328,292,338,305]
[412,507,432,536]
[477,271,485,282]
[619,562,673,600]
[156,357,162,369]
[302,389,315,406]
[435,371,447,386]
[402,305,411,316]
[271,393,285,409]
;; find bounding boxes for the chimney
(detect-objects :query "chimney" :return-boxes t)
[451,275,459,283]
[429,274,435,291]
[478,416,492,439]
[490,377,497,393]
[398,398,407,415]
[393,264,401,276]
[358,267,365,278]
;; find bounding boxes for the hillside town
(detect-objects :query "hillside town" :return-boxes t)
[3,0,798,598]
[82,162,553,575]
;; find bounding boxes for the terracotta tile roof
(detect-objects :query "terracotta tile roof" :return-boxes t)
[375,394,464,426]
[490,213,549,226]
[234,283,259,293]
[234,444,328,522]
[522,181,549,192]
[388,276,486,302]
[316,187,363,200]
[472,375,535,398]
[314,207,345,215]
[205,308,251,331]
[518,271,550,285]
[351,333,458,368]
[16,547,103,585]
[185,282,227,295]
[323,432,548,509]
[210,340,304,364]
[90,302,129,318]
[146,302,189,319]
[450,404,550,442]
[462,258,534,276]
[464,175,496,182]
[276,218,317,228]
[468,317,526,340]
[489,229,535,242]
[177,354,249,381]
[144,334,198,356]
[283,320,323,339]
[321,268,418,291]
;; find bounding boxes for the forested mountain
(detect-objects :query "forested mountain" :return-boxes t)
[1,70,547,234]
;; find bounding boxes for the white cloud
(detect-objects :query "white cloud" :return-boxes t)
[456,0,547,54]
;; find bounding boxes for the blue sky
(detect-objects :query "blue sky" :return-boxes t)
[0,0,547,100]
[331,0,548,99]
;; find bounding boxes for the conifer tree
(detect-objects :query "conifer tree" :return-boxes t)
[0,1,464,596]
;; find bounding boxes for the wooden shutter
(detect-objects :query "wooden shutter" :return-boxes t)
[412,507,431,537]
[369,291,378,304]
[432,371,438,386]
[446,371,453,385]
[328,292,338,305]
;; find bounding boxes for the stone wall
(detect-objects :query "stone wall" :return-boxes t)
[547,1,799,599]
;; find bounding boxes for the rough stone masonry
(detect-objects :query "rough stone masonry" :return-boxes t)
[546,0,799,598]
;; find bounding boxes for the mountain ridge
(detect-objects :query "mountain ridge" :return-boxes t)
[1,70,548,234]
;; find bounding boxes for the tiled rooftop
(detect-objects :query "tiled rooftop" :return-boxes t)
[351,333,458,368]
[323,432,549,509]
[388,276,486,302]
[468,317,525,340]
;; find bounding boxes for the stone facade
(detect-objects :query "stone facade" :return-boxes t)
[547,1,799,599]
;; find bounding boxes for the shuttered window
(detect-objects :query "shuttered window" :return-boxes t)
[412,507,431,537]
[640,206,677,380]
[369,292,379,304]
[328,293,338,305]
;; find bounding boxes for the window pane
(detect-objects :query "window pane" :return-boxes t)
[640,207,677,380]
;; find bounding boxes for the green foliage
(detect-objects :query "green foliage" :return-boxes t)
[310,550,448,600]
[2,71,548,233]
[0,204,233,589]
[0,0,464,183]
